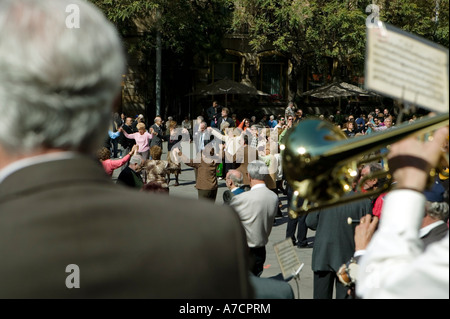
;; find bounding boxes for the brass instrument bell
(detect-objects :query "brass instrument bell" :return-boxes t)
[281,113,449,217]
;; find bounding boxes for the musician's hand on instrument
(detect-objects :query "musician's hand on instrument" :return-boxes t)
[388,126,448,192]
[354,214,378,251]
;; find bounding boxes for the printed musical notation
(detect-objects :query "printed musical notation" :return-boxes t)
[273,239,302,280]
[366,23,449,112]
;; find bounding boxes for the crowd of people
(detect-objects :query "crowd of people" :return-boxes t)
[101,99,449,299]
[0,0,447,300]
[101,98,415,201]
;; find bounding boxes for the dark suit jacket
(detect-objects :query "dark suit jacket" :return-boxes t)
[119,124,135,148]
[150,124,163,147]
[206,105,221,123]
[306,197,372,272]
[421,223,449,249]
[217,117,235,128]
[223,187,245,205]
[0,155,252,298]
[117,166,143,189]
[249,273,294,299]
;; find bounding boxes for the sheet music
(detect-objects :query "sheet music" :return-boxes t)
[273,239,302,280]
[366,23,449,113]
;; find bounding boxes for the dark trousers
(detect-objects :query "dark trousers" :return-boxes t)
[110,138,119,158]
[222,161,235,179]
[249,246,266,277]
[286,214,308,246]
[197,189,217,202]
[313,271,349,299]
[285,184,307,245]
[270,188,282,216]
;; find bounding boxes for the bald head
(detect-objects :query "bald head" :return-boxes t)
[226,170,243,189]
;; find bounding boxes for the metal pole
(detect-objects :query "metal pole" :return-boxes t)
[435,0,440,24]
[156,31,161,117]
[155,8,162,117]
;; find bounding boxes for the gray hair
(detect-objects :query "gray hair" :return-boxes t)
[0,0,125,155]
[365,162,383,173]
[220,122,230,131]
[130,155,144,165]
[425,201,449,221]
[227,170,243,187]
[247,160,269,181]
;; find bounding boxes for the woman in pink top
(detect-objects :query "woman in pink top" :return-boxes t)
[98,145,138,176]
[120,122,153,160]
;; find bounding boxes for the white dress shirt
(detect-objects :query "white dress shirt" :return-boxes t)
[198,131,206,152]
[357,189,449,299]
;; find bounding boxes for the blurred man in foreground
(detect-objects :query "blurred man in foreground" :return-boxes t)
[0,0,251,298]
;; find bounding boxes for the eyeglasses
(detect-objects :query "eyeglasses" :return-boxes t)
[288,118,293,120]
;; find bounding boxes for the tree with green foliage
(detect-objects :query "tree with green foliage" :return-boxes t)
[89,0,234,118]
[379,0,449,48]
[231,0,448,99]
[89,0,448,111]
[231,0,368,99]
[90,0,233,56]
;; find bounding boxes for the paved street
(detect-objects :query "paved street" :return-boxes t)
[113,142,316,299]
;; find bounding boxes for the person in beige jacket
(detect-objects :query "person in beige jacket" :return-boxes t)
[230,160,279,277]
[174,147,220,202]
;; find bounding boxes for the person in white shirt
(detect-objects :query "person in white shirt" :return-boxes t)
[208,124,244,179]
[230,160,279,277]
[181,117,192,139]
[356,125,449,299]
[195,121,209,154]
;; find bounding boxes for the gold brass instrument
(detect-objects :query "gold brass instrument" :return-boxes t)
[281,113,449,217]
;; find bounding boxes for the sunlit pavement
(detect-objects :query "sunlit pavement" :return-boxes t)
[112,141,315,299]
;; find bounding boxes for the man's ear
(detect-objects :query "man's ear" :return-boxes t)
[0,145,29,171]
[0,145,10,171]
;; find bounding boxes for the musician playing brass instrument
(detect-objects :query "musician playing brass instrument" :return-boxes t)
[357,126,449,299]
[281,113,449,215]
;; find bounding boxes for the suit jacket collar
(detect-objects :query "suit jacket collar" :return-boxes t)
[0,151,79,184]
[419,220,446,238]
[0,155,111,202]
